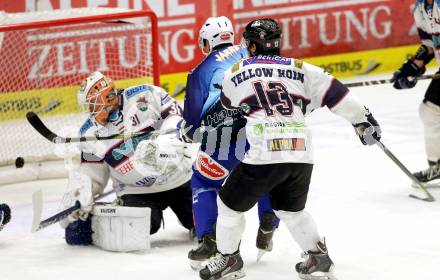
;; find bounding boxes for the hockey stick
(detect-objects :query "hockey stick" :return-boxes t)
[411,182,440,189]
[31,189,115,232]
[26,111,175,143]
[344,73,440,88]
[376,141,435,202]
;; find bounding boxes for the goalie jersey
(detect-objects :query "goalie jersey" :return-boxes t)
[78,84,192,196]
[221,55,364,164]
[414,0,440,63]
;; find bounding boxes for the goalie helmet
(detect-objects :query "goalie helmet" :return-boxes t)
[242,18,282,56]
[77,71,118,126]
[198,16,234,55]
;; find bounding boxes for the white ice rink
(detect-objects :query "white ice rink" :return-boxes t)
[1,73,440,280]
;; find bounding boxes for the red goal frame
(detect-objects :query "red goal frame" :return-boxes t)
[0,9,160,86]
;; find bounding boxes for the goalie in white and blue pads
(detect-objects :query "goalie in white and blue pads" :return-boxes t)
[60,71,195,252]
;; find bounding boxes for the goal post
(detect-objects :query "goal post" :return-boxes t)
[0,9,160,184]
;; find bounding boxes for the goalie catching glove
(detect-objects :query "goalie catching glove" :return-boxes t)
[133,133,190,176]
[353,108,381,145]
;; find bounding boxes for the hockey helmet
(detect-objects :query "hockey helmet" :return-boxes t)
[198,16,234,55]
[77,71,118,126]
[242,18,282,55]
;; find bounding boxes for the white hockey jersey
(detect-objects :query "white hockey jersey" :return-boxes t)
[78,84,193,196]
[414,0,440,63]
[221,55,368,164]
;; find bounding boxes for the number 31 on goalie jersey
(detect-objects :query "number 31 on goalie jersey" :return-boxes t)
[253,81,293,116]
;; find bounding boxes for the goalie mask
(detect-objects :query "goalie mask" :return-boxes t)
[242,18,282,56]
[78,71,119,126]
[198,16,234,55]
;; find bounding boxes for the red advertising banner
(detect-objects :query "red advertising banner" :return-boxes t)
[0,0,420,75]
[230,0,418,58]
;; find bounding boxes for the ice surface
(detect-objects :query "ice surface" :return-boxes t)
[1,73,440,280]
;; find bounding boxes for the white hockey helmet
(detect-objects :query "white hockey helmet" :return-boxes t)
[198,16,234,55]
[77,71,118,125]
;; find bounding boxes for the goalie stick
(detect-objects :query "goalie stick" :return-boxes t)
[344,73,440,88]
[31,189,115,232]
[376,141,435,202]
[26,111,175,144]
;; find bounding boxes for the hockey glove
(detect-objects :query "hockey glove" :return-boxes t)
[0,203,11,231]
[353,108,381,146]
[391,60,425,89]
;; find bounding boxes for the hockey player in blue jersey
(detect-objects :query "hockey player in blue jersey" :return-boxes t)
[179,16,280,269]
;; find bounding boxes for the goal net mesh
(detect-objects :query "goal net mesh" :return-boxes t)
[0,8,158,168]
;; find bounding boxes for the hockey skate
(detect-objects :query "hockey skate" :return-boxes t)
[189,233,217,270]
[256,212,277,262]
[413,160,440,183]
[199,251,245,280]
[295,239,337,280]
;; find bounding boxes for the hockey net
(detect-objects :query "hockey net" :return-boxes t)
[0,8,159,184]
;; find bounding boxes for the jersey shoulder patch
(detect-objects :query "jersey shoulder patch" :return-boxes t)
[293,59,304,69]
[231,59,244,73]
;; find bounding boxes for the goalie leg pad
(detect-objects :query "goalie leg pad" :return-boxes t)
[91,205,151,252]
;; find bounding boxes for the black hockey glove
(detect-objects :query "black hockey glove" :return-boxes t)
[0,203,11,231]
[391,60,425,90]
[353,108,381,146]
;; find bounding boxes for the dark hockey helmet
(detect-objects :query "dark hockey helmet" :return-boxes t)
[242,18,282,56]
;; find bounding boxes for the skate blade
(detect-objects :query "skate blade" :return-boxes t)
[298,266,337,280]
[190,259,203,271]
[257,250,266,262]
[219,269,246,280]
[256,240,273,262]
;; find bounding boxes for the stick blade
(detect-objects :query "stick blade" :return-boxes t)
[26,111,58,143]
[31,189,43,232]
[408,193,435,202]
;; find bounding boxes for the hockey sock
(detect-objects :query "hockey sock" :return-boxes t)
[216,196,245,255]
[275,210,321,252]
[257,194,280,228]
[192,188,219,240]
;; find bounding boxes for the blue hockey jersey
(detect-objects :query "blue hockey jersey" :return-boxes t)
[183,45,248,139]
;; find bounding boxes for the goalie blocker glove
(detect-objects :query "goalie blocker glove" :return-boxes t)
[0,203,11,231]
[353,108,381,146]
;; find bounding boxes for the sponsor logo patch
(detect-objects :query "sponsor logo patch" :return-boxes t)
[195,152,229,180]
[100,208,116,214]
[135,176,157,187]
[267,138,306,152]
[125,85,147,99]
